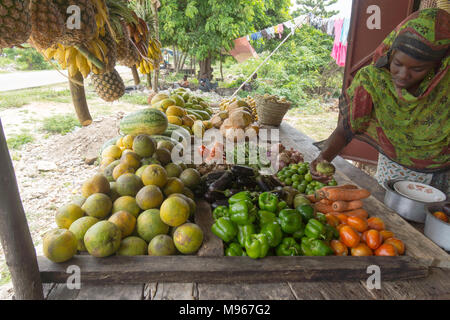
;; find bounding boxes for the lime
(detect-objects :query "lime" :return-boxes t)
[284,178,293,186]
[292,174,300,182]
[292,181,299,189]
[305,173,313,182]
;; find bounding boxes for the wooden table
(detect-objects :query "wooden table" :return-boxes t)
[41,123,450,300]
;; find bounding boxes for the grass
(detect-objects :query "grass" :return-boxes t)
[6,133,34,150]
[120,93,149,105]
[42,114,81,135]
[0,87,74,109]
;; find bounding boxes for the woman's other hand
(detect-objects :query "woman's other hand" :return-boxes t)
[310,157,333,183]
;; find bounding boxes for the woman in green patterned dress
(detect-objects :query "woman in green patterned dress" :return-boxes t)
[311,8,449,193]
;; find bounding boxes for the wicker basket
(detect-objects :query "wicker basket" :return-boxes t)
[420,0,437,9]
[437,0,450,13]
[254,94,292,126]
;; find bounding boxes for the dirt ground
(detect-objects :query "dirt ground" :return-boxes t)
[0,85,343,299]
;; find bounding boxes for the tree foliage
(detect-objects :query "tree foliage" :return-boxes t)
[293,0,339,18]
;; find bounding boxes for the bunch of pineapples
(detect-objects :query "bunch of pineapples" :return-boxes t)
[0,0,32,49]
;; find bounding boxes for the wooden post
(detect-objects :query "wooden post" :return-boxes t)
[69,72,92,126]
[131,66,140,85]
[220,52,223,81]
[147,73,153,90]
[151,0,160,93]
[0,120,44,300]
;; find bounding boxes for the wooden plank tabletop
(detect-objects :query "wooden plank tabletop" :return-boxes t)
[42,122,450,300]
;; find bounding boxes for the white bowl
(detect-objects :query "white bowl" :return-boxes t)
[393,181,447,203]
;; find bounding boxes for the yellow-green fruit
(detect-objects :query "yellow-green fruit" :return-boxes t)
[122,135,135,149]
[84,221,122,257]
[163,177,185,197]
[182,187,195,200]
[153,148,172,166]
[135,165,149,178]
[115,173,143,197]
[170,95,185,108]
[102,145,122,159]
[173,223,204,254]
[192,120,205,138]
[55,204,85,229]
[168,116,183,126]
[157,140,174,151]
[136,209,169,242]
[169,193,196,218]
[151,93,169,105]
[112,196,141,218]
[69,216,100,251]
[112,162,135,180]
[120,151,141,170]
[109,182,120,202]
[81,193,112,219]
[135,185,164,210]
[141,164,168,187]
[166,105,185,117]
[179,168,201,189]
[103,160,121,182]
[81,174,111,198]
[71,195,86,207]
[132,135,157,158]
[164,163,182,178]
[148,234,176,256]
[117,236,148,256]
[108,211,136,238]
[159,197,190,227]
[43,229,78,263]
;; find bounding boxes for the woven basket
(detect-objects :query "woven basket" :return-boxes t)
[255,95,292,126]
[437,0,450,13]
[420,0,437,9]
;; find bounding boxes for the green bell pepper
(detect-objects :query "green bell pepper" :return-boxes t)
[276,237,302,256]
[260,221,283,248]
[315,212,327,225]
[245,234,269,259]
[292,225,305,241]
[301,237,333,256]
[213,206,229,220]
[278,209,304,234]
[237,223,256,248]
[258,192,278,213]
[257,210,277,226]
[296,204,315,223]
[304,219,326,240]
[225,242,247,256]
[277,200,288,214]
[229,200,256,225]
[228,191,252,204]
[211,217,237,243]
[324,224,339,241]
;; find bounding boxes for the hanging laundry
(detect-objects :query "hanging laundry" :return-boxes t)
[326,18,335,36]
[331,18,344,62]
[276,24,284,38]
[261,29,270,40]
[337,18,350,66]
[293,15,307,28]
[229,37,259,63]
[284,20,296,33]
[250,32,262,41]
[267,27,276,39]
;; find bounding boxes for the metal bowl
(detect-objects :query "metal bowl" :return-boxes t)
[425,202,450,251]
[383,179,430,223]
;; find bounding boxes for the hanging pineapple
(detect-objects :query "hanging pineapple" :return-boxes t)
[91,68,125,102]
[0,0,32,49]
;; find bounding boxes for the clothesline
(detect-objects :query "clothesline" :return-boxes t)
[231,13,351,67]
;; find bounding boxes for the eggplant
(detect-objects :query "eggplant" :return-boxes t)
[256,175,271,192]
[223,189,242,197]
[208,171,233,192]
[231,165,255,177]
[269,189,284,199]
[267,175,283,188]
[211,199,229,210]
[237,176,257,188]
[204,190,227,203]
[204,170,227,182]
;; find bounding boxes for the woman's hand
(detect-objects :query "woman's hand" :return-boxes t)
[310,157,333,184]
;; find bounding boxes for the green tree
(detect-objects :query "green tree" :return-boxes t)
[293,0,339,18]
[158,0,291,80]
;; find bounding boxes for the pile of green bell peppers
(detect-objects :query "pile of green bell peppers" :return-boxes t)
[211,192,337,259]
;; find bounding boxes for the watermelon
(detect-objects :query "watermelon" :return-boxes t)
[120,109,168,136]
[162,124,192,142]
[151,135,180,146]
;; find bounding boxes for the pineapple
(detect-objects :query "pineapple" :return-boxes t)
[29,0,65,50]
[54,0,97,46]
[99,29,117,73]
[91,68,125,102]
[0,0,31,49]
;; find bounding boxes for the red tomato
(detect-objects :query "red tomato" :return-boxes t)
[339,225,360,248]
[336,214,348,225]
[374,243,398,256]
[433,211,449,223]
[364,229,383,250]
[351,243,373,256]
[325,214,340,228]
[384,238,405,255]
[330,240,348,256]
[379,230,395,242]
[347,216,368,233]
[367,217,385,231]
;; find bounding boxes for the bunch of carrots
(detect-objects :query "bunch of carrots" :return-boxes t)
[307,185,405,257]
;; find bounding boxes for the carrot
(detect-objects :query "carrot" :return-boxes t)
[325,188,371,201]
[320,199,334,205]
[332,200,364,212]
[316,184,358,199]
[341,208,369,219]
[306,194,319,203]
[314,202,334,213]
